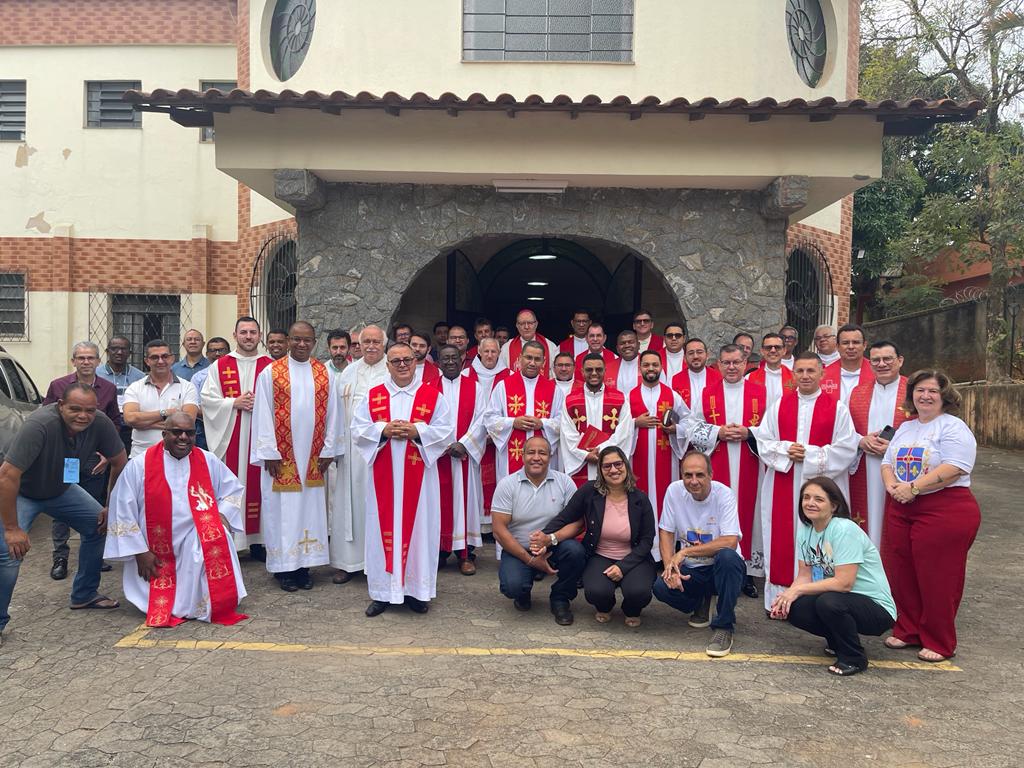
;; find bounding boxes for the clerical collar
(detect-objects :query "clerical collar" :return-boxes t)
[797,389,821,400]
[387,379,416,394]
[875,378,900,390]
[723,379,744,388]
[841,366,861,375]
[584,386,604,396]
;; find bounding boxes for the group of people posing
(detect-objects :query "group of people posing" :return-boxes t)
[0,308,980,677]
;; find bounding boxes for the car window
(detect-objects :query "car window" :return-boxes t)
[12,360,40,404]
[0,367,10,399]
[0,359,28,402]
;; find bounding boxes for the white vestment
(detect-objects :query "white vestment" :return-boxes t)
[330,358,389,572]
[468,357,506,389]
[849,379,901,548]
[615,357,640,395]
[661,349,685,382]
[484,374,565,480]
[559,386,635,480]
[838,367,863,404]
[440,375,489,551]
[251,357,345,573]
[499,335,560,377]
[555,379,574,398]
[818,350,841,366]
[201,351,270,550]
[352,379,453,603]
[104,448,247,621]
[755,390,859,609]
[756,366,785,404]
[688,380,765,576]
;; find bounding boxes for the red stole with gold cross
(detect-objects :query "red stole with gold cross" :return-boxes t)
[671,366,723,408]
[217,354,270,534]
[142,444,246,627]
[702,379,765,560]
[564,385,625,486]
[503,373,556,473]
[628,383,675,518]
[368,382,441,582]
[438,376,478,553]
[770,391,838,586]
[269,356,330,492]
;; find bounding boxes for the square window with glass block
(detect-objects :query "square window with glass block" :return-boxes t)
[0,273,27,341]
[0,81,26,142]
[86,81,142,128]
[463,0,633,61]
[199,80,236,142]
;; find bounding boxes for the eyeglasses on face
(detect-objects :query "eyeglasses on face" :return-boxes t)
[870,356,899,366]
[814,334,836,342]
[601,460,626,471]
[165,428,196,437]
[634,318,652,325]
[781,335,798,342]
[147,353,173,361]
[763,344,783,352]
[664,332,684,339]
[388,357,415,367]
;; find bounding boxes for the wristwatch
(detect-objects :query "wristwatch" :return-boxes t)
[549,533,558,548]
[159,409,168,420]
[910,483,920,496]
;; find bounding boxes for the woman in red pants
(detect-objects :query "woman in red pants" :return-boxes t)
[880,369,980,662]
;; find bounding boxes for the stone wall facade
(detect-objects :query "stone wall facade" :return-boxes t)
[295,183,789,352]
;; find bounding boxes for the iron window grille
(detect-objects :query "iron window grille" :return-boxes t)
[86,81,142,129]
[199,80,236,142]
[0,273,28,341]
[463,0,634,62]
[0,81,26,142]
[88,291,193,371]
[249,233,298,334]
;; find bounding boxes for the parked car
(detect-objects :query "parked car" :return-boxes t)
[0,346,42,454]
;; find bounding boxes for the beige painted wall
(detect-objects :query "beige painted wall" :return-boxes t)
[248,0,851,101]
[793,199,843,234]
[249,187,292,227]
[0,45,238,241]
[6,291,239,388]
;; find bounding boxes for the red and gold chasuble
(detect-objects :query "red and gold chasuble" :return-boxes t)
[142,444,247,627]
[368,383,441,581]
[507,333,552,373]
[503,373,557,473]
[821,358,873,399]
[629,384,675,517]
[770,392,838,586]
[217,354,271,534]
[565,385,626,486]
[848,376,911,537]
[747,362,796,394]
[671,366,723,408]
[269,356,331,492]
[438,376,478,553]
[702,379,766,560]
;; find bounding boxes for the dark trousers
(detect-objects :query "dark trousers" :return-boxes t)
[52,470,107,560]
[498,539,586,606]
[787,591,895,668]
[652,548,745,631]
[582,554,656,618]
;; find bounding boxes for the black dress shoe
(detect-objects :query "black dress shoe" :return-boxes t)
[278,577,299,593]
[100,561,113,573]
[249,544,267,563]
[50,558,68,581]
[514,595,532,612]
[742,576,759,599]
[298,570,314,590]
[551,602,574,626]
[404,596,429,614]
[365,600,388,617]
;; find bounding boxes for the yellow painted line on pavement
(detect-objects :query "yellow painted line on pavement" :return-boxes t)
[114,625,960,672]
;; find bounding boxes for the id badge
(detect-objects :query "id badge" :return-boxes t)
[63,458,80,483]
[811,564,825,582]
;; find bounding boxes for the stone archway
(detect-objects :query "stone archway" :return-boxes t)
[293,183,788,349]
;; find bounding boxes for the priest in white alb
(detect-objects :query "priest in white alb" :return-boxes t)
[755,352,859,611]
[251,321,345,592]
[560,353,633,487]
[659,321,687,382]
[104,413,247,626]
[330,325,388,584]
[201,316,272,557]
[670,338,723,409]
[848,340,912,547]
[352,342,453,616]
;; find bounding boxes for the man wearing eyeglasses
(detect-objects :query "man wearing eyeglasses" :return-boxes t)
[104,412,248,626]
[779,326,800,369]
[42,341,123,580]
[659,322,687,381]
[813,325,840,366]
[632,310,664,353]
[847,341,910,547]
[746,333,794,405]
[122,340,200,458]
[352,342,454,617]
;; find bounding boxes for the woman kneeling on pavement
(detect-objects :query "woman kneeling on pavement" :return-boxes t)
[771,476,897,677]
[541,446,657,627]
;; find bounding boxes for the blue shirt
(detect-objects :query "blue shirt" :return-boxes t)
[96,363,145,403]
[171,356,211,381]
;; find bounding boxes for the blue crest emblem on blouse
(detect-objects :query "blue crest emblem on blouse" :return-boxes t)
[895,446,925,482]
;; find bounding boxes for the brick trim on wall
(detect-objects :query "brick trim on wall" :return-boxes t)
[786,195,853,326]
[0,0,236,46]
[847,0,861,99]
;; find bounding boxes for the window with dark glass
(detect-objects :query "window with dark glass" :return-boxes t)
[464,0,634,62]
[0,81,26,142]
[86,81,142,128]
[0,273,27,340]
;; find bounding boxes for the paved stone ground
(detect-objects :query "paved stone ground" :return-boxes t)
[1,448,1022,768]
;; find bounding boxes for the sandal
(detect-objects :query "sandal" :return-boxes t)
[594,611,611,624]
[624,616,642,628]
[884,636,914,650]
[70,595,120,610]
[917,648,952,663]
[827,662,866,677]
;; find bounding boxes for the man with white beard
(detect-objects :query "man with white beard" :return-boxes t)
[329,325,388,584]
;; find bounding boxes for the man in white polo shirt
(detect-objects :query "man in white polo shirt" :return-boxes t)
[490,435,586,626]
[653,451,746,658]
[122,339,200,458]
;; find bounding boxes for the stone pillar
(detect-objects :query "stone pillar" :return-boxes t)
[759,175,809,220]
[274,169,326,212]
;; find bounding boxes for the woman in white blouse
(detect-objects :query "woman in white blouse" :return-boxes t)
[880,370,980,662]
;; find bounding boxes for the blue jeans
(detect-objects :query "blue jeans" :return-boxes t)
[499,539,586,606]
[653,548,745,631]
[0,484,105,632]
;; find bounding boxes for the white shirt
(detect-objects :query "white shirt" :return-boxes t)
[659,481,741,568]
[818,350,841,367]
[882,414,976,488]
[123,376,200,457]
[760,366,785,404]
[780,356,794,370]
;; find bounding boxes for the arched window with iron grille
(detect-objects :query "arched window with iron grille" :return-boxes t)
[785,239,835,350]
[250,233,298,334]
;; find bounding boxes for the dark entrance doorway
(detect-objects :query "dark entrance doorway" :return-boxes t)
[394,235,683,341]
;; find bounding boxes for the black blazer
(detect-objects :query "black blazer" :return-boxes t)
[542,482,656,575]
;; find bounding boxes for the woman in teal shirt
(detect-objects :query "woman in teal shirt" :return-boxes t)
[769,476,897,676]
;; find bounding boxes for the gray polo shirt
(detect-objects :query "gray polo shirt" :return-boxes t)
[490,468,577,548]
[0,404,122,500]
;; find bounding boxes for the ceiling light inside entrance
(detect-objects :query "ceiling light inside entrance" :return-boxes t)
[526,296,545,301]
[527,281,548,286]
[529,254,557,261]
